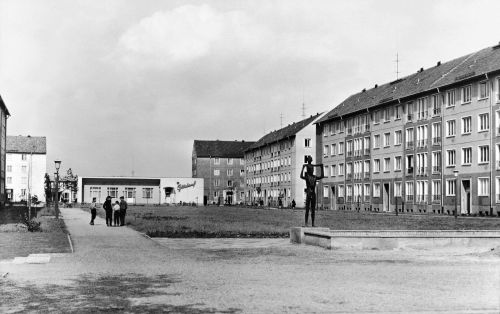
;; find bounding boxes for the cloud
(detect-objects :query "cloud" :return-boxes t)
[116,4,267,67]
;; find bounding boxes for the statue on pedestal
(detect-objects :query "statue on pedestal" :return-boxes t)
[300,156,325,227]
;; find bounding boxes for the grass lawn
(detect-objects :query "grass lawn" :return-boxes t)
[0,207,71,260]
[116,205,500,238]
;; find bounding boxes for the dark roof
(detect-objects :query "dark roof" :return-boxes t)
[318,44,500,124]
[193,140,256,158]
[7,135,47,154]
[0,95,10,116]
[247,113,322,151]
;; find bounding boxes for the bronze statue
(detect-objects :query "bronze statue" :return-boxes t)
[300,156,324,227]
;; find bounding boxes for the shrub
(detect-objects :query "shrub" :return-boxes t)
[21,213,42,232]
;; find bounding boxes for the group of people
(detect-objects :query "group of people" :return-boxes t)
[89,196,128,226]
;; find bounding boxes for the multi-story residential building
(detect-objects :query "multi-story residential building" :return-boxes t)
[6,136,47,203]
[317,43,500,216]
[192,140,255,205]
[0,96,9,206]
[245,113,323,208]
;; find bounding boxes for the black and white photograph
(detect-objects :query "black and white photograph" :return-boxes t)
[1,0,500,313]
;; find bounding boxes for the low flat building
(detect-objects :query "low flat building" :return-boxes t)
[5,135,46,203]
[77,176,204,205]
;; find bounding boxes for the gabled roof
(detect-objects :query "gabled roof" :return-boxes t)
[193,140,256,158]
[0,95,10,116]
[7,135,47,154]
[318,44,500,124]
[247,113,322,151]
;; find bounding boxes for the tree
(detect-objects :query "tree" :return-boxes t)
[44,173,52,203]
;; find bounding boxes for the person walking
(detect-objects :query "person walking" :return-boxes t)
[113,201,121,226]
[103,196,113,227]
[119,196,128,226]
[89,197,97,225]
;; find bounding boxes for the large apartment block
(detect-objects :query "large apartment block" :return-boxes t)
[244,113,323,208]
[317,44,500,216]
[192,140,255,205]
[0,96,9,206]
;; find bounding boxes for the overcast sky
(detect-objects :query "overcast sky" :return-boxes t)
[1,0,500,177]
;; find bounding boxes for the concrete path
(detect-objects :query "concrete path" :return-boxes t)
[1,207,500,313]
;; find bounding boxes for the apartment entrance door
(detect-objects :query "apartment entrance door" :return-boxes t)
[461,180,471,215]
[331,186,336,211]
[383,183,390,212]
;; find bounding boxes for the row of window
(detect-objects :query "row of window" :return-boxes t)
[322,80,499,137]
[89,187,153,199]
[213,169,245,176]
[213,179,235,187]
[247,156,292,172]
[6,165,28,173]
[210,158,245,166]
[247,172,292,186]
[6,176,28,184]
[326,177,492,200]
[445,113,489,136]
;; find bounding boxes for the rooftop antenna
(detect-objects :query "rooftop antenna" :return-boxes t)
[394,53,401,80]
[280,113,283,129]
[301,85,306,119]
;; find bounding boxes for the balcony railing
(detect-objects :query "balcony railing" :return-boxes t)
[416,195,428,203]
[364,172,370,178]
[354,149,361,157]
[347,151,353,157]
[433,108,441,116]
[406,141,414,149]
[432,194,441,202]
[347,173,352,180]
[497,126,500,135]
[406,167,414,175]
[364,195,370,202]
[406,194,414,202]
[364,148,370,155]
[365,124,370,131]
[417,139,427,148]
[432,137,441,145]
[432,166,441,173]
[347,128,352,135]
[417,167,427,176]
[497,194,500,203]
[497,160,500,170]
[407,114,413,122]
[347,196,353,203]
[417,111,428,120]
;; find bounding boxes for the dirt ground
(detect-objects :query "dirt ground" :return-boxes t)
[1,208,500,313]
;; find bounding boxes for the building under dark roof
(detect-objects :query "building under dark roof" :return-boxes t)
[0,95,10,117]
[193,140,255,158]
[7,135,47,154]
[318,44,500,123]
[247,113,322,151]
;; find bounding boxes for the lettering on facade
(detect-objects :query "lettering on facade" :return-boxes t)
[177,181,196,192]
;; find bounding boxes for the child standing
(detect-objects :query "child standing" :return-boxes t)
[89,197,97,225]
[113,201,121,227]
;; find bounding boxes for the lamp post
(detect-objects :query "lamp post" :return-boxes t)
[454,170,459,219]
[54,160,61,219]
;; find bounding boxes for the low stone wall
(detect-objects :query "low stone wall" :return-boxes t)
[290,228,500,250]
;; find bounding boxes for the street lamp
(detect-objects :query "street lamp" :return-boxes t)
[54,160,61,219]
[454,170,459,219]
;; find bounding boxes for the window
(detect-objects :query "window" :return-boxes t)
[6,165,11,172]
[374,110,380,124]
[323,185,329,198]
[227,158,233,165]
[432,180,441,202]
[364,160,370,175]
[406,155,414,174]
[21,165,27,173]
[338,163,344,176]
[383,158,390,172]
[406,181,414,201]
[214,158,220,165]
[323,145,329,157]
[227,180,233,187]
[432,151,441,173]
[406,128,414,147]
[462,116,472,134]
[240,169,245,176]
[373,183,380,197]
[124,188,136,198]
[462,85,472,103]
[446,179,456,196]
[214,169,220,176]
[214,179,220,187]
[447,150,456,166]
[373,159,380,173]
[432,123,441,145]
[383,108,390,122]
[21,154,27,161]
[374,134,381,148]
[338,142,344,154]
[406,102,414,121]
[364,184,370,201]
[346,185,353,201]
[479,113,489,132]
[395,105,402,120]
[90,187,101,200]
[416,153,428,175]
[431,94,440,116]
[479,145,490,164]
[383,133,390,147]
[331,165,336,177]
[462,147,472,165]
[446,120,456,137]
[394,130,402,146]
[346,140,353,156]
[394,182,402,197]
[107,187,118,198]
[417,97,427,120]
[143,188,153,199]
[331,144,336,156]
[479,81,489,99]
[395,156,402,171]
[21,189,26,196]
[338,185,344,197]
[416,125,428,148]
[324,165,330,177]
[6,177,12,184]
[477,178,489,196]
[446,90,456,107]
[227,169,233,176]
[304,138,311,147]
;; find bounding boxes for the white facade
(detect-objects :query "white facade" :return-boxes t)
[160,178,204,205]
[6,152,47,202]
